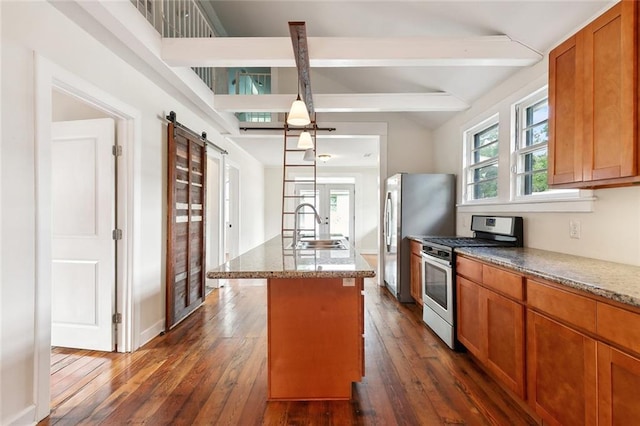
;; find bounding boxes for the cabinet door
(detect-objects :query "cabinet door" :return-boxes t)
[457,277,485,359]
[583,1,637,181]
[527,311,597,426]
[410,252,422,305]
[548,34,584,185]
[485,291,525,399]
[598,343,640,425]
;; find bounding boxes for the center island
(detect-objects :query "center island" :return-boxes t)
[206,235,376,401]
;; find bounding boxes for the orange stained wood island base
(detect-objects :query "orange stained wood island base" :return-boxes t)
[206,236,375,401]
[268,277,365,400]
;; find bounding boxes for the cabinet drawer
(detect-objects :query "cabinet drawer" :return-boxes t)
[457,256,483,282]
[482,264,524,301]
[410,239,423,256]
[527,279,596,333]
[597,303,640,356]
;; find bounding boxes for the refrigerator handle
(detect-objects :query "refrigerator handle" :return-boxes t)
[383,193,391,248]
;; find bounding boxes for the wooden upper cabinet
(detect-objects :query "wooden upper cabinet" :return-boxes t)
[583,1,638,182]
[548,34,584,185]
[548,0,639,188]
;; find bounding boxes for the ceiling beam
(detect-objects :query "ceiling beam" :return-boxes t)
[214,93,469,113]
[162,35,542,68]
[289,21,314,113]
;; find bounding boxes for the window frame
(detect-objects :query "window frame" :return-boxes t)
[511,87,579,202]
[463,114,500,203]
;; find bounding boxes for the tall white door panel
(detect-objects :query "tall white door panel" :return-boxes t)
[51,118,115,351]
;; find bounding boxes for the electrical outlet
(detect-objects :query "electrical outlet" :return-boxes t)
[569,220,581,239]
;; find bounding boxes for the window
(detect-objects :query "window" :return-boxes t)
[513,91,549,197]
[459,86,592,212]
[465,119,499,201]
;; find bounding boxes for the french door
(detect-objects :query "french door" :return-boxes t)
[295,183,355,243]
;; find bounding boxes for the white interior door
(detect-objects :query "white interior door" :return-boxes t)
[51,118,116,351]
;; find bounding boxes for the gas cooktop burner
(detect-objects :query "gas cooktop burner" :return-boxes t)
[422,236,512,248]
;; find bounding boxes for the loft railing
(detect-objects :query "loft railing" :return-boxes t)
[129,0,217,91]
[129,0,272,122]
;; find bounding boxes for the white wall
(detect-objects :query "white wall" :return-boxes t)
[432,58,640,266]
[311,112,434,178]
[0,2,265,423]
[263,166,379,253]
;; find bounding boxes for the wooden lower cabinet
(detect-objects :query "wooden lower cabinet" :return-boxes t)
[457,276,484,358]
[458,256,640,424]
[485,290,525,398]
[457,275,525,398]
[598,343,640,425]
[527,310,597,426]
[410,251,423,305]
[410,240,423,305]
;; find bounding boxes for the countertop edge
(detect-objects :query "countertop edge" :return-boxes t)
[207,270,376,279]
[456,247,640,309]
[206,235,376,279]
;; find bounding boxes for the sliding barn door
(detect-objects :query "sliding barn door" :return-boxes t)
[166,123,207,329]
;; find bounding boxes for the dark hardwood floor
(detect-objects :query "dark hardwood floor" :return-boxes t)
[40,256,538,425]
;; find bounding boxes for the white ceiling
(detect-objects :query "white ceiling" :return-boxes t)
[195,0,612,167]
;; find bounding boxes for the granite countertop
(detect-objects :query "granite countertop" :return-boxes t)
[206,236,376,279]
[456,246,640,308]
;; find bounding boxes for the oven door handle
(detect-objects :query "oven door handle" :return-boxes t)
[421,252,452,268]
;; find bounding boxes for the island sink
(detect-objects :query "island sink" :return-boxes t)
[294,238,348,250]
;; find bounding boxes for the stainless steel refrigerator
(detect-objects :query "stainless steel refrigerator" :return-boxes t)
[383,173,455,303]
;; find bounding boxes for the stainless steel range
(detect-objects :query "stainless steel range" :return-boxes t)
[420,215,523,349]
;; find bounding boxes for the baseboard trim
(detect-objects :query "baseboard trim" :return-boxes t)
[358,249,377,255]
[6,404,36,426]
[139,319,165,347]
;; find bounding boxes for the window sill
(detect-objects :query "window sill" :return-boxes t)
[457,196,596,213]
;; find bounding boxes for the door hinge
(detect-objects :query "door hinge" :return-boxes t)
[112,145,122,156]
[112,313,122,324]
[112,229,123,240]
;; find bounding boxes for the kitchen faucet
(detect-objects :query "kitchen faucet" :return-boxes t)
[293,203,322,247]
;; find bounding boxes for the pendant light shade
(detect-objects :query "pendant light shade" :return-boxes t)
[303,148,315,162]
[297,131,314,149]
[287,95,311,126]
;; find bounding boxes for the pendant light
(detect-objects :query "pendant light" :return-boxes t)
[287,95,310,126]
[303,148,315,162]
[297,131,314,149]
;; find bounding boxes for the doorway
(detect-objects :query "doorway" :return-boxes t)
[295,183,355,243]
[224,163,240,261]
[35,55,140,422]
[205,152,224,292]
